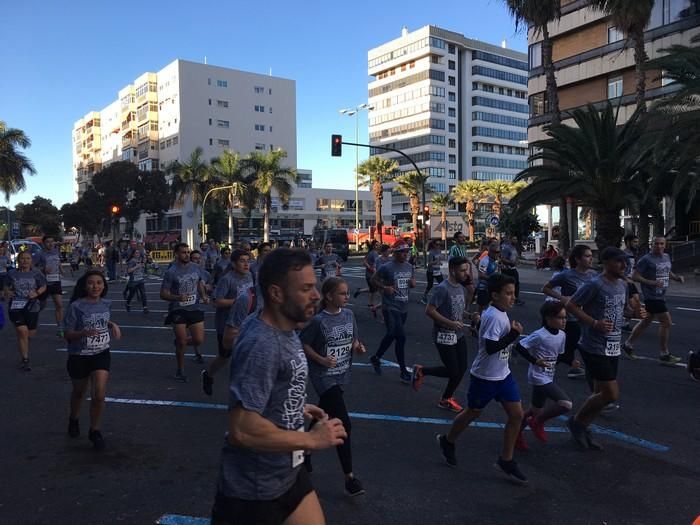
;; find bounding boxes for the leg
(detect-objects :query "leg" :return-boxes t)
[89,370,109,431]
[318,386,354,476]
[173,324,188,370]
[626,313,653,346]
[52,293,63,326]
[283,490,326,525]
[374,308,398,360]
[423,273,434,300]
[393,313,408,372]
[188,322,205,347]
[126,286,137,305]
[657,312,672,355]
[15,325,29,360]
[500,401,524,461]
[138,283,148,307]
[575,379,619,427]
[446,407,481,443]
[70,378,90,419]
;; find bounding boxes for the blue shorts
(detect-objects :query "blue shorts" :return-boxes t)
[467,373,520,409]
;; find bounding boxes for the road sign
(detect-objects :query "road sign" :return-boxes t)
[489,216,500,226]
[11,222,20,236]
[353,228,360,235]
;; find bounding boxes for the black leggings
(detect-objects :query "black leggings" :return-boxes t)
[422,336,469,399]
[559,320,581,366]
[310,385,353,474]
[126,282,147,307]
[424,272,443,295]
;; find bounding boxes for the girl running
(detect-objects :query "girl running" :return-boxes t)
[300,277,366,497]
[513,301,572,450]
[64,270,121,450]
[125,249,148,313]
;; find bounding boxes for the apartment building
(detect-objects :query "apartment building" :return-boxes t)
[72,59,297,246]
[368,25,528,223]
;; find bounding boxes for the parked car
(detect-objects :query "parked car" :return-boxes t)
[7,239,42,267]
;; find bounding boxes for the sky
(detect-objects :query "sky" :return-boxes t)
[0,0,526,210]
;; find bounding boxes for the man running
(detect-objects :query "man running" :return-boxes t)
[249,241,271,281]
[622,234,641,332]
[500,236,524,306]
[476,241,501,313]
[210,248,346,525]
[212,246,232,285]
[160,243,209,381]
[315,241,342,281]
[622,236,683,363]
[448,231,468,261]
[35,235,65,337]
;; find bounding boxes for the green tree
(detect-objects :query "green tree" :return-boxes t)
[357,156,398,243]
[498,206,541,241]
[483,180,525,218]
[61,193,101,239]
[211,149,256,245]
[395,171,430,238]
[452,180,487,242]
[15,196,61,237]
[512,102,652,251]
[0,121,36,202]
[167,147,214,209]
[431,193,453,246]
[240,149,297,242]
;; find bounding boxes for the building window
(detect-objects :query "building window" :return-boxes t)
[448,76,456,86]
[217,120,230,128]
[529,93,547,117]
[208,98,212,106]
[217,100,229,107]
[255,143,265,150]
[218,139,230,147]
[448,107,456,117]
[529,42,542,69]
[172,136,178,145]
[255,105,265,112]
[448,154,456,164]
[448,123,456,133]
[448,60,456,70]
[608,76,623,99]
[209,138,213,145]
[608,26,624,43]
[448,138,456,148]
[254,86,264,93]
[448,170,456,179]
[255,124,265,131]
[448,92,456,102]
[216,80,228,88]
[208,118,212,125]
[448,43,456,54]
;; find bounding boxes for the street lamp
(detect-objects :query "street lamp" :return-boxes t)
[340,103,373,252]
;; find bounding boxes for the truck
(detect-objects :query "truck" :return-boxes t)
[353,225,416,249]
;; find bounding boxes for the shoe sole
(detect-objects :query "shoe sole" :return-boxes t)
[493,462,528,484]
[436,403,462,413]
[345,488,366,497]
[566,419,589,450]
[659,359,681,366]
[436,434,457,468]
[201,371,213,396]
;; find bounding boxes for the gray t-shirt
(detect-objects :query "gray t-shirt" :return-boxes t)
[429,280,466,342]
[214,271,254,334]
[365,250,379,278]
[519,326,565,386]
[636,253,672,300]
[63,298,112,355]
[501,242,518,267]
[7,269,46,312]
[213,257,231,283]
[571,275,627,357]
[623,248,636,278]
[34,247,62,284]
[549,268,597,320]
[218,315,308,500]
[300,308,358,395]
[161,262,203,311]
[127,258,145,285]
[316,253,341,280]
[376,259,413,313]
[0,254,10,274]
[428,249,444,276]
[226,285,264,329]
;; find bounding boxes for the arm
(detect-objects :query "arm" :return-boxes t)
[565,301,613,332]
[302,343,335,368]
[198,279,209,303]
[542,281,567,302]
[513,342,538,365]
[484,326,522,355]
[669,270,684,283]
[425,303,463,331]
[631,269,656,287]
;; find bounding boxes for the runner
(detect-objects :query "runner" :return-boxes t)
[300,277,366,497]
[210,248,346,525]
[202,249,254,396]
[476,241,501,313]
[500,236,524,306]
[544,256,566,302]
[623,236,684,364]
[353,240,379,309]
[160,243,209,381]
[205,239,221,272]
[0,242,10,299]
[622,234,641,332]
[315,241,342,281]
[189,249,213,363]
[63,270,121,451]
[565,247,645,451]
[421,240,445,305]
[448,231,469,261]
[69,244,81,275]
[82,243,94,268]
[124,249,148,314]
[212,246,232,285]
[436,273,527,483]
[688,350,700,382]
[369,240,416,382]
[513,301,572,451]
[412,256,479,412]
[4,251,46,371]
[34,235,65,338]
[249,241,272,281]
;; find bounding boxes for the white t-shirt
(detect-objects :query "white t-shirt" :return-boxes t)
[519,327,565,386]
[470,306,513,381]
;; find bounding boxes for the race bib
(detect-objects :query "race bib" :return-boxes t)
[292,427,305,468]
[543,361,556,375]
[326,342,352,375]
[436,330,457,346]
[10,299,27,310]
[47,273,60,283]
[432,267,442,276]
[605,339,621,357]
[499,345,512,361]
[395,277,409,301]
[179,294,196,307]
[86,329,110,353]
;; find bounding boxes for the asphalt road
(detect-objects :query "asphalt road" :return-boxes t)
[1,260,698,525]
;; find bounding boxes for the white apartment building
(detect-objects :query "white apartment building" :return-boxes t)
[72,59,297,246]
[368,25,528,223]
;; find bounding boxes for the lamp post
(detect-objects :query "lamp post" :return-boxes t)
[340,103,373,252]
[201,185,233,245]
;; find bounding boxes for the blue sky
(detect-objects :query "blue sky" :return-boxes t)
[0,0,526,209]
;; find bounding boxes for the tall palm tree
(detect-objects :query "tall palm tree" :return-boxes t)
[357,156,398,243]
[431,193,453,248]
[452,180,487,242]
[483,180,525,218]
[167,146,213,209]
[512,102,653,251]
[240,149,297,242]
[210,149,256,245]
[395,171,430,239]
[0,121,36,202]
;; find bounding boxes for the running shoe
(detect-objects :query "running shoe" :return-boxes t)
[622,343,638,360]
[566,417,588,450]
[494,457,528,484]
[175,370,187,383]
[514,431,529,451]
[68,417,80,438]
[584,428,604,451]
[411,365,424,391]
[436,434,457,467]
[567,367,586,379]
[56,329,64,339]
[125,303,131,312]
[370,355,382,375]
[192,353,204,364]
[602,402,620,415]
[527,416,547,443]
[688,351,700,382]
[20,358,31,372]
[400,370,412,383]
[437,398,463,413]
[659,353,681,366]
[201,370,214,396]
[344,477,366,497]
[420,296,428,305]
[89,429,105,451]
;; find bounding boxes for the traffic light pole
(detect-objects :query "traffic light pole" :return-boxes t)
[340,140,427,268]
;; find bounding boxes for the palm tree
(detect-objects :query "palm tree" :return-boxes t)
[431,193,453,248]
[452,180,487,242]
[210,149,256,245]
[395,171,430,238]
[167,147,213,209]
[240,149,297,242]
[512,102,653,251]
[0,121,36,201]
[357,156,398,243]
[483,180,525,218]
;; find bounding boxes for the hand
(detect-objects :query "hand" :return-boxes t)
[84,328,100,338]
[409,278,416,288]
[178,294,189,302]
[320,355,337,368]
[593,319,614,333]
[655,279,665,289]
[451,320,464,331]
[353,341,367,354]
[560,296,571,305]
[637,305,648,320]
[535,358,548,368]
[511,320,524,334]
[110,322,122,341]
[572,359,581,369]
[202,296,210,304]
[308,417,347,449]
[304,404,326,421]
[677,275,685,284]
[384,285,396,296]
[469,312,481,325]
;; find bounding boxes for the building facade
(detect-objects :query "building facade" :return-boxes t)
[367,25,528,223]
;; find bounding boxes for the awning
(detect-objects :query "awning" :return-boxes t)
[161,233,180,244]
[144,234,164,244]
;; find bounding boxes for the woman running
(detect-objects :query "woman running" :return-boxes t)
[125,249,148,313]
[300,277,366,497]
[64,270,121,450]
[4,250,46,371]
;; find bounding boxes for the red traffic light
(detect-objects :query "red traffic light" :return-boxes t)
[331,134,342,157]
[110,205,121,215]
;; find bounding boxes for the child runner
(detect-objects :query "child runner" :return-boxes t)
[4,251,46,371]
[34,235,65,337]
[437,273,528,483]
[315,241,342,281]
[513,301,572,451]
[300,277,366,497]
[64,270,121,450]
[125,249,148,314]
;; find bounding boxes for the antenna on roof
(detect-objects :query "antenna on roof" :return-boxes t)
[501,40,507,49]
[269,67,272,76]
[204,55,208,64]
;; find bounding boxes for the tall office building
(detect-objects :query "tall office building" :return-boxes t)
[72,59,296,245]
[368,25,528,223]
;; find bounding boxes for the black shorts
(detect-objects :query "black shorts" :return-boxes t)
[580,350,619,382]
[531,382,571,409]
[39,282,63,301]
[165,309,204,326]
[211,468,314,525]
[627,282,639,298]
[476,287,490,307]
[644,299,668,315]
[67,350,111,380]
[9,309,39,330]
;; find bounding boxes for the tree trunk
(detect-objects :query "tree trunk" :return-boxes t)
[374,181,383,243]
[228,208,234,246]
[411,194,419,238]
[542,26,560,126]
[559,198,570,254]
[633,28,647,113]
[594,207,624,254]
[441,209,447,246]
[263,196,271,242]
[467,200,475,242]
[493,196,502,217]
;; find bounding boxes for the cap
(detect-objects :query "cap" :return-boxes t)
[600,247,626,262]
[392,240,410,252]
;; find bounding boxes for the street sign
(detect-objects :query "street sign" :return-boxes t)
[490,216,500,226]
[353,228,359,235]
[11,222,20,236]
[485,214,500,227]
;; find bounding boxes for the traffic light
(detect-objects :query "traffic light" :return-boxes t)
[423,204,430,216]
[331,134,342,157]
[110,204,121,215]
